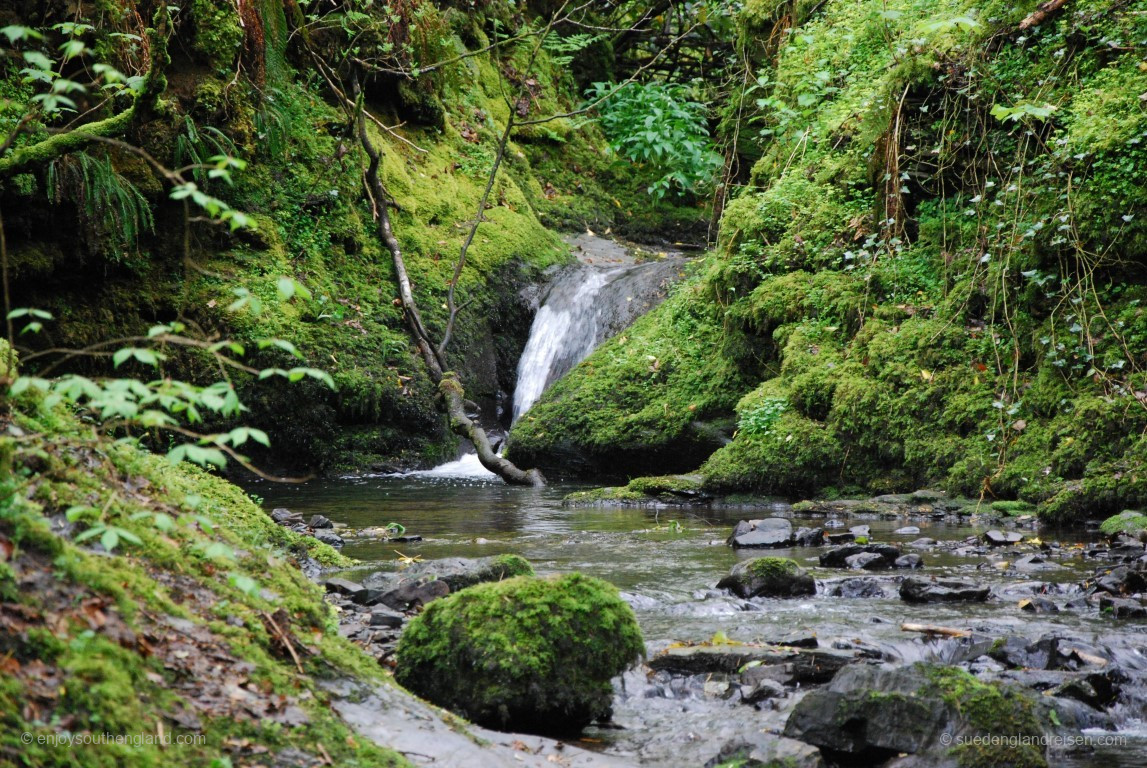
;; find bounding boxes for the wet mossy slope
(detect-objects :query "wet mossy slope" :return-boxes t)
[508,0,1147,522]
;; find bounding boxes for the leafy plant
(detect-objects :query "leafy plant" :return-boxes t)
[738,397,788,438]
[586,81,721,199]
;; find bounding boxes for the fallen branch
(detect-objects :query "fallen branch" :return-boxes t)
[900,623,972,638]
[1018,0,1069,31]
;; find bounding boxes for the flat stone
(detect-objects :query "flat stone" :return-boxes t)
[314,529,344,548]
[325,578,367,601]
[984,529,1023,546]
[309,514,333,529]
[728,518,793,548]
[741,678,786,704]
[894,554,923,569]
[894,526,921,535]
[369,607,405,628]
[907,537,937,548]
[900,577,990,603]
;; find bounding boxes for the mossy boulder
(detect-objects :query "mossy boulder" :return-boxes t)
[394,573,644,735]
[1099,510,1147,538]
[717,557,815,598]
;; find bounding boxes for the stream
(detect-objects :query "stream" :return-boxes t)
[253,474,1147,767]
[251,235,1147,767]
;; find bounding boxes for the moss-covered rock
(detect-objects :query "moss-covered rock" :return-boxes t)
[717,557,815,598]
[1099,510,1147,538]
[394,573,644,735]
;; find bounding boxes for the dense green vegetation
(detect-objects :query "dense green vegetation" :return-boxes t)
[509,0,1147,523]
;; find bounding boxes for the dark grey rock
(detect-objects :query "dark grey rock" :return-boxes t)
[325,578,367,601]
[741,678,786,705]
[990,636,1059,670]
[271,508,302,524]
[1100,595,1147,618]
[825,532,855,545]
[369,607,405,628]
[894,554,923,569]
[793,526,825,546]
[314,529,344,548]
[820,544,900,568]
[829,578,886,598]
[900,577,990,603]
[1019,597,1060,614]
[845,552,887,570]
[309,514,333,529]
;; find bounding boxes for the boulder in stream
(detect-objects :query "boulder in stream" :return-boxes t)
[717,557,815,598]
[727,518,793,548]
[395,573,643,735]
[819,544,900,568]
[783,663,1050,767]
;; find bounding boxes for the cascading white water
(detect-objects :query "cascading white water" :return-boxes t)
[511,266,617,422]
[406,235,687,479]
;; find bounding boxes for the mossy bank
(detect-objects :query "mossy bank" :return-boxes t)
[508,0,1147,523]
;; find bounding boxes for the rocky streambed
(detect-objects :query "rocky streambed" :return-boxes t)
[253,476,1147,767]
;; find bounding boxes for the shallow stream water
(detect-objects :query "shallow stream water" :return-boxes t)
[252,472,1147,767]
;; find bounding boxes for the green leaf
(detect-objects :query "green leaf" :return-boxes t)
[74,526,105,542]
[101,528,120,551]
[277,276,296,301]
[228,572,260,598]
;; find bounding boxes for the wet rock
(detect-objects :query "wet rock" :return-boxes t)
[1051,669,1126,710]
[825,532,855,545]
[394,574,643,736]
[766,631,819,648]
[377,555,534,592]
[1019,597,1059,614]
[716,557,815,598]
[820,544,900,568]
[325,578,368,602]
[894,526,921,535]
[984,529,1023,546]
[1099,595,1147,618]
[783,664,950,757]
[989,635,1059,670]
[850,525,871,537]
[894,554,923,569]
[727,518,793,548]
[370,578,450,612]
[1091,563,1147,596]
[705,736,825,768]
[783,662,1047,765]
[309,514,333,529]
[828,577,886,598]
[271,508,302,524]
[793,526,824,546]
[369,607,405,628]
[907,537,937,548]
[900,577,990,603]
[740,678,786,704]
[1013,554,1065,572]
[314,529,344,548]
[845,552,886,570]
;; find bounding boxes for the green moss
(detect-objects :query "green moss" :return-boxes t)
[923,666,1046,768]
[1099,510,1147,537]
[990,500,1035,516]
[394,573,644,734]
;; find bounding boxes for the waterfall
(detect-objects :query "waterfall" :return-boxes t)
[403,235,687,479]
[512,253,686,423]
[511,266,616,422]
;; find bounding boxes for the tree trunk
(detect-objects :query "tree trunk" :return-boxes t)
[355,95,544,487]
